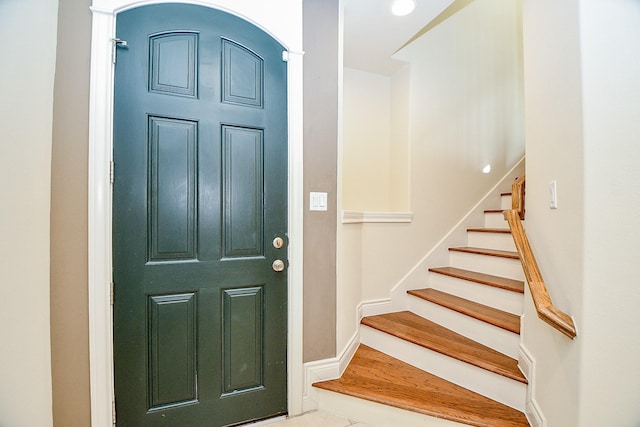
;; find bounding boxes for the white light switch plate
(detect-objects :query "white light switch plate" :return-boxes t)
[310,192,328,211]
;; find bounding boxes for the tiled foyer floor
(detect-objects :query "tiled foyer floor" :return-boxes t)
[243,411,372,427]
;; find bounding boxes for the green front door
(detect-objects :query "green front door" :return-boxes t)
[112,4,288,426]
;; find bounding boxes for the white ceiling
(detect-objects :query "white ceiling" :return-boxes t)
[343,0,456,76]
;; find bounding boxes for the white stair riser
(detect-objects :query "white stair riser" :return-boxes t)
[407,298,520,359]
[501,195,512,210]
[467,232,515,252]
[449,251,524,281]
[361,326,527,412]
[428,273,524,315]
[485,212,507,228]
[317,389,467,427]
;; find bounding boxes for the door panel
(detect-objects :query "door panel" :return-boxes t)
[149,32,198,98]
[113,4,287,426]
[148,116,198,261]
[222,39,263,107]
[148,292,198,409]
[222,286,264,394]
[222,125,264,258]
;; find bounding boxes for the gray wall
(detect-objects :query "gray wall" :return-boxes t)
[50,0,92,425]
[302,0,339,362]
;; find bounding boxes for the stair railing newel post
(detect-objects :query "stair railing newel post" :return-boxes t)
[512,175,525,220]
[504,176,577,339]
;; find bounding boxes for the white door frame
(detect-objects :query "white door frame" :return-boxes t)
[88,2,304,425]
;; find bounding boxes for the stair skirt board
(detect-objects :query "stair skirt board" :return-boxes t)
[360,325,527,412]
[316,388,470,427]
[389,158,525,303]
[407,297,520,359]
[449,251,525,282]
[427,273,524,315]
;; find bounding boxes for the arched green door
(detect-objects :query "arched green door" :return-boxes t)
[113,4,288,426]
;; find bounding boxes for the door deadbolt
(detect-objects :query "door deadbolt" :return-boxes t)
[272,237,284,249]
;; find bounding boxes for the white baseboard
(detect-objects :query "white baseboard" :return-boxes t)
[302,359,339,413]
[519,342,546,427]
[358,298,392,319]
[302,298,393,412]
[302,330,360,413]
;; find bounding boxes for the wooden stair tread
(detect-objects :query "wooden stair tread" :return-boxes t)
[484,209,505,213]
[408,288,521,334]
[467,227,511,234]
[501,192,512,197]
[361,311,527,383]
[429,267,524,293]
[449,246,519,259]
[314,345,529,427]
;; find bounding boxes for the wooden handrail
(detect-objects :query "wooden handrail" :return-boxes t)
[511,174,525,220]
[504,177,577,339]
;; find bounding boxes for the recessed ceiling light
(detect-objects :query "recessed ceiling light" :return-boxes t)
[482,164,492,174]
[391,0,416,17]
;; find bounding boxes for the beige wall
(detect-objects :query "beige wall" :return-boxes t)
[0,0,58,425]
[522,1,640,425]
[342,66,411,212]
[579,2,640,423]
[50,0,92,425]
[342,68,392,211]
[389,66,411,211]
[302,0,339,362]
[521,1,583,424]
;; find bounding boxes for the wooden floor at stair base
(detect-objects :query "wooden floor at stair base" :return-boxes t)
[314,345,529,427]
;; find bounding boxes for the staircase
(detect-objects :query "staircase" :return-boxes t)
[314,192,530,426]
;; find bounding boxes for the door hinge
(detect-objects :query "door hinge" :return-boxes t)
[112,399,116,425]
[110,281,115,306]
[109,161,114,185]
[111,38,128,64]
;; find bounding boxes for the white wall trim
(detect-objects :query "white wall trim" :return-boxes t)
[519,341,546,427]
[342,210,413,224]
[88,2,303,426]
[88,8,117,427]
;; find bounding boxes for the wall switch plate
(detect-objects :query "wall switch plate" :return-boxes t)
[549,180,558,209]
[310,192,328,211]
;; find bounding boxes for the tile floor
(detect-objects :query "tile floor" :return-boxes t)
[243,411,371,427]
